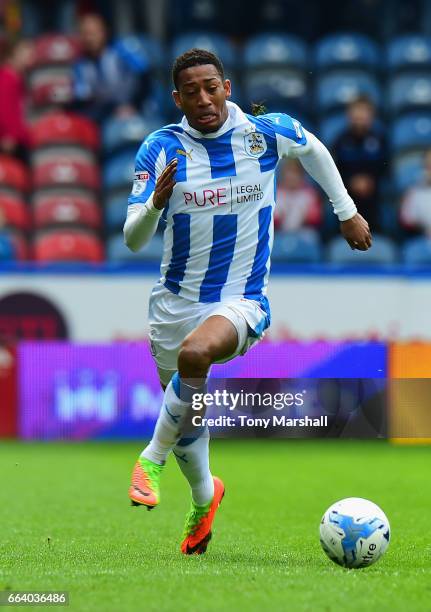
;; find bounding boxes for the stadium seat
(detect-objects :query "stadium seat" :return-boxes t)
[315,34,380,71]
[403,236,431,264]
[0,155,30,195]
[391,114,431,153]
[318,114,385,148]
[107,232,164,262]
[387,35,431,73]
[318,114,348,146]
[28,67,73,107]
[316,72,381,113]
[171,33,236,69]
[33,34,80,68]
[103,151,136,191]
[244,69,308,116]
[105,191,130,231]
[243,34,308,69]
[114,35,165,71]
[393,152,425,193]
[389,74,431,115]
[0,232,15,261]
[271,229,322,263]
[0,194,31,231]
[34,229,104,263]
[378,202,400,238]
[33,157,100,191]
[6,230,29,260]
[102,115,155,156]
[327,235,398,264]
[31,113,99,152]
[33,193,101,230]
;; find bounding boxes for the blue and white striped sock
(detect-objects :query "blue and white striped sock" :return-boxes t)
[141,372,206,466]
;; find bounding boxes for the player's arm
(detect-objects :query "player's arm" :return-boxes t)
[273,116,372,250]
[123,140,177,252]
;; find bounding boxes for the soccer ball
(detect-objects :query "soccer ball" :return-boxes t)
[319,497,390,569]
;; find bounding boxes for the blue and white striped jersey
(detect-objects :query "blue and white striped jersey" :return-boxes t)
[128,101,308,307]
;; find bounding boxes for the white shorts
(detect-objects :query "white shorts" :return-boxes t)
[148,282,270,386]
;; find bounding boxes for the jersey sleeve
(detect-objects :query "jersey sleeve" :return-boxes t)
[265,113,309,158]
[128,136,166,206]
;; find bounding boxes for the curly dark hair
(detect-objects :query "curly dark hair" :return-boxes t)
[172,48,225,89]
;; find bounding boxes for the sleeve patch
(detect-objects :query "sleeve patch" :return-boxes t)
[132,170,150,196]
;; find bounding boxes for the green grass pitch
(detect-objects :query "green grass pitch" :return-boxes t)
[0,440,430,611]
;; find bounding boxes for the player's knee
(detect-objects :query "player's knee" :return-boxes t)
[178,338,212,373]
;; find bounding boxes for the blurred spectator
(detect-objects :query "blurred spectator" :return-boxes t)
[274,158,322,232]
[400,149,431,236]
[1,0,21,35]
[333,96,386,230]
[0,37,33,163]
[72,13,150,122]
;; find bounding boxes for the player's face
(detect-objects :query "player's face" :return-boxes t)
[173,64,231,133]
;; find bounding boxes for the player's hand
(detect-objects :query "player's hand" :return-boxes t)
[340,213,372,251]
[153,159,177,210]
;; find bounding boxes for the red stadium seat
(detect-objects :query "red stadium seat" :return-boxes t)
[33,157,100,191]
[34,229,104,262]
[33,192,101,230]
[31,113,99,152]
[29,67,73,107]
[0,194,31,231]
[0,155,30,194]
[33,34,80,67]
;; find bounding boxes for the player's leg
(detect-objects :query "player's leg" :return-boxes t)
[174,314,245,554]
[129,282,188,509]
[147,315,237,465]
[130,314,237,513]
[129,289,237,508]
[131,370,205,509]
[172,313,238,497]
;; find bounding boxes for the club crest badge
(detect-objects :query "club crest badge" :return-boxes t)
[244,132,267,157]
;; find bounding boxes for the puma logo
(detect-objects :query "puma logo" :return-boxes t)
[176,148,193,160]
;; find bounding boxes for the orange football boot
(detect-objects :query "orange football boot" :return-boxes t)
[129,457,163,510]
[180,476,225,554]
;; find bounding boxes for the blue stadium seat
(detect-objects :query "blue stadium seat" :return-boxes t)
[244,34,308,69]
[105,191,129,232]
[391,114,431,153]
[107,232,164,262]
[316,72,381,113]
[327,235,398,264]
[403,236,431,264]
[114,35,165,71]
[271,229,322,263]
[393,153,425,193]
[102,115,157,156]
[0,232,15,261]
[389,74,431,115]
[318,114,384,147]
[171,33,236,69]
[315,34,380,71]
[168,0,222,36]
[378,202,400,237]
[244,69,307,116]
[318,114,348,146]
[103,150,136,191]
[387,36,431,73]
